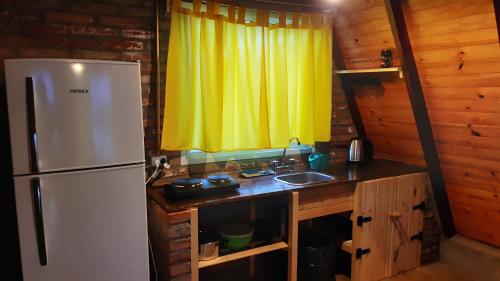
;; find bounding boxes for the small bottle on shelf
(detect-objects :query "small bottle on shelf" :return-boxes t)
[380,49,393,68]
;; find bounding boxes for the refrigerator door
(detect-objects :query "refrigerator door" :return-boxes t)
[14,164,149,281]
[5,59,145,175]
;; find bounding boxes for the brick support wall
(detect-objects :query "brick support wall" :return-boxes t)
[330,66,357,160]
[148,200,192,281]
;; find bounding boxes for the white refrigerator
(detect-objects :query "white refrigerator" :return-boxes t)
[5,59,150,281]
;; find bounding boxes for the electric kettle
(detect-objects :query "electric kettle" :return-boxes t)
[347,137,374,164]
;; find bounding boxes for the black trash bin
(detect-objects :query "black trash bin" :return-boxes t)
[299,231,335,281]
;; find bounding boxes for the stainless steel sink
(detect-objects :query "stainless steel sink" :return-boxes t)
[274,172,335,186]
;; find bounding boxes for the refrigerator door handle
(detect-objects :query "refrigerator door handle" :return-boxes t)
[31,177,47,266]
[26,77,39,174]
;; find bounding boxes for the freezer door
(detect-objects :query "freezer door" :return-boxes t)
[14,164,149,281]
[5,59,145,175]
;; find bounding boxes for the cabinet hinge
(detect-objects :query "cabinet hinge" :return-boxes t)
[410,231,424,241]
[356,215,372,226]
[355,248,371,259]
[413,201,426,211]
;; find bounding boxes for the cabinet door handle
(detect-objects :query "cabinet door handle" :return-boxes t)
[410,231,424,241]
[356,215,372,226]
[355,248,371,259]
[389,211,410,244]
[31,177,47,266]
[26,77,39,174]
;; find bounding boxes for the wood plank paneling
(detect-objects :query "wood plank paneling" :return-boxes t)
[408,0,500,247]
[351,174,427,281]
[334,0,500,246]
[334,0,424,166]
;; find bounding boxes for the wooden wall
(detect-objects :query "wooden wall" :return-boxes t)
[334,0,425,166]
[334,0,500,247]
[405,0,500,248]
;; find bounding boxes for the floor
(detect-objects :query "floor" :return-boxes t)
[383,262,478,281]
[384,234,500,281]
[335,262,478,281]
[440,235,500,281]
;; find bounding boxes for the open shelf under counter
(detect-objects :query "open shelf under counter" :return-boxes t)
[340,240,353,254]
[198,241,289,269]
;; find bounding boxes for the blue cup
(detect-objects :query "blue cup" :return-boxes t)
[308,153,329,171]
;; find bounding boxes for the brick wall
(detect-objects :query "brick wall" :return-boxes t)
[0,0,355,168]
[331,65,357,158]
[0,0,164,158]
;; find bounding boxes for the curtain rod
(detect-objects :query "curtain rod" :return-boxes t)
[168,0,337,14]
[256,0,327,9]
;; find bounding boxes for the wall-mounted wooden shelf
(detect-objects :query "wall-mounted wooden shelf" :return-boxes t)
[335,67,401,75]
[198,241,289,269]
[335,67,403,85]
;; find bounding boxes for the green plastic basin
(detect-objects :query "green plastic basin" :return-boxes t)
[218,223,254,250]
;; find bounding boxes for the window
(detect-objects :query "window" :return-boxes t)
[182,144,314,165]
[162,0,332,153]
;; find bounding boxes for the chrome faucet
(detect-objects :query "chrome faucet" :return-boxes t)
[273,137,301,173]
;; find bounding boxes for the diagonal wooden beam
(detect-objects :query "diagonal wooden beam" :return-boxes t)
[494,0,500,46]
[385,0,456,238]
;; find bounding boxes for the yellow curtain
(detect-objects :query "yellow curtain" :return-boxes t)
[162,0,332,152]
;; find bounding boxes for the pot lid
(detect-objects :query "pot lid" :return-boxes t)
[172,178,203,188]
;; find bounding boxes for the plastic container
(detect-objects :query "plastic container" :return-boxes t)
[218,223,254,250]
[308,153,330,171]
[299,231,335,281]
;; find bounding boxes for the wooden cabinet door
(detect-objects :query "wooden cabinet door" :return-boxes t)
[351,173,428,281]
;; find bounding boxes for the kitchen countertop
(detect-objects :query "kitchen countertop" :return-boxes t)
[147,159,427,213]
